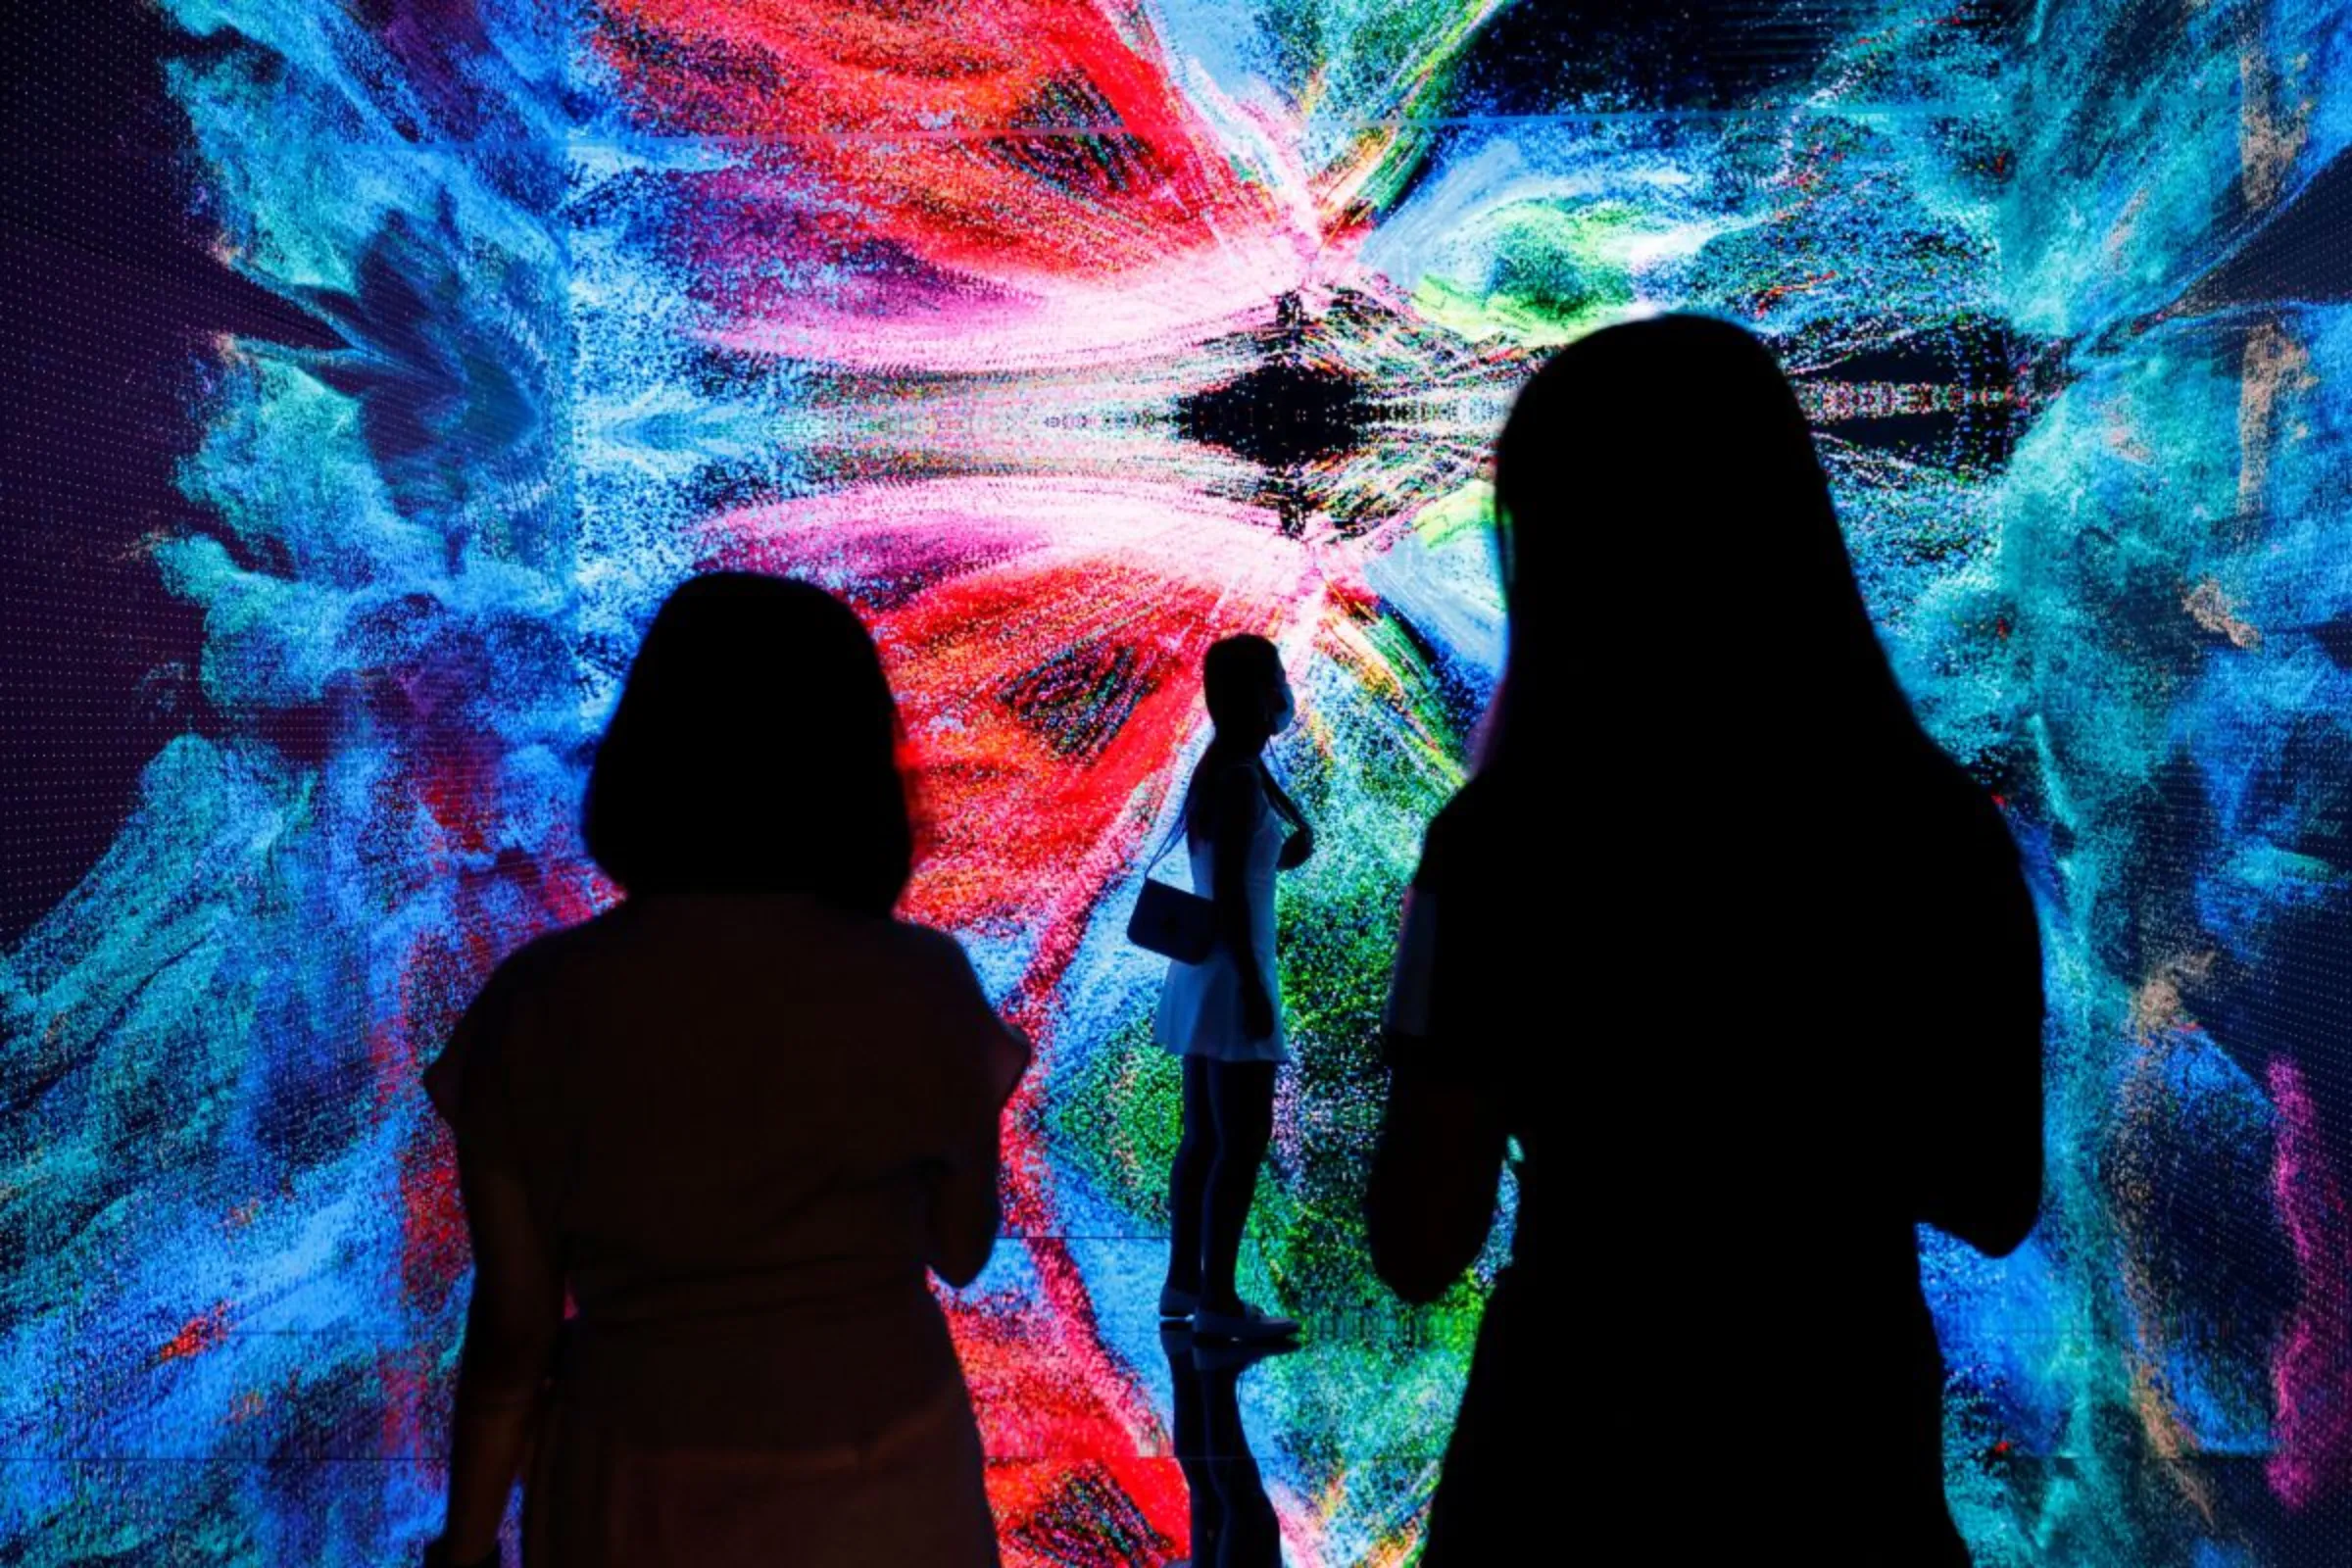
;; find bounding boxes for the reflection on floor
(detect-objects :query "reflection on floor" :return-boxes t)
[962,1236,1462,1567]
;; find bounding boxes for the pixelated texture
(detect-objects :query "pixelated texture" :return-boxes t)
[3,1,2351,1563]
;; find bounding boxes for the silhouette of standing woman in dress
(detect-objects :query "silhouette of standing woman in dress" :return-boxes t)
[1156,635,1312,1343]
[421,573,1026,1568]
[1370,315,2044,1565]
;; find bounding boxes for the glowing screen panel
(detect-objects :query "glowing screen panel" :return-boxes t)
[4,2,2352,1563]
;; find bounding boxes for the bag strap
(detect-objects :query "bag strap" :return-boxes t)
[1142,769,1210,875]
[1142,811,1189,875]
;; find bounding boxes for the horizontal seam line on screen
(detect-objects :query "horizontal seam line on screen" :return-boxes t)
[0,1452,1467,1462]
[0,108,1992,153]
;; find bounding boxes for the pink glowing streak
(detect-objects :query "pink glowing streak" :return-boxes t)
[712,232,1331,373]
[2266,1055,2352,1508]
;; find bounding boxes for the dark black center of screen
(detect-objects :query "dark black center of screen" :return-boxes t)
[1174,293,1371,474]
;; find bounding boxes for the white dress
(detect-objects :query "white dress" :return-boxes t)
[1153,772,1288,1063]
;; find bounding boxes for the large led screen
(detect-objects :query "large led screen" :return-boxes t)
[6,2,2352,1563]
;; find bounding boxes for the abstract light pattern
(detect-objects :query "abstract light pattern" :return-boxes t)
[5,1,2352,1564]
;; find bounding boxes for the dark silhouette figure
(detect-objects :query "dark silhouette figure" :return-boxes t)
[1157,1322,1289,1568]
[420,573,1027,1568]
[1368,316,2045,1565]
[1155,635,1313,1343]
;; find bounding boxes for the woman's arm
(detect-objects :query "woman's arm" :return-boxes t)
[925,1028,1027,1289]
[1373,822,1514,1298]
[924,1121,1004,1291]
[1206,764,1274,1040]
[1262,768,1315,869]
[436,1150,564,1560]
[1911,813,2045,1257]
[1367,873,1510,1302]
[1368,1065,1509,1304]
[924,950,1032,1289]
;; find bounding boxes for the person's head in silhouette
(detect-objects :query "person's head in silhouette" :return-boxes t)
[583,571,912,917]
[1201,633,1294,757]
[1485,313,1926,778]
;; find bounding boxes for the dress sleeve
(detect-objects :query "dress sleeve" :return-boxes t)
[422,955,534,1178]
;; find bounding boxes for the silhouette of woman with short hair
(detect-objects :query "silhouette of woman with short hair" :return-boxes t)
[1155,634,1312,1343]
[421,572,1026,1568]
[1370,316,2044,1565]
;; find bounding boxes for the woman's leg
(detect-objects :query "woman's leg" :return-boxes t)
[1159,1323,1223,1563]
[1200,1352,1281,1567]
[1164,1055,1216,1296]
[1199,1060,1277,1314]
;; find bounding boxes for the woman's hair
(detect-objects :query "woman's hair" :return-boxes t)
[583,572,913,916]
[1201,633,1284,741]
[1484,313,1928,778]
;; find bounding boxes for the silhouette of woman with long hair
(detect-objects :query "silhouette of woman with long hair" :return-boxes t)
[421,573,1027,1568]
[1155,634,1312,1343]
[1370,316,2044,1565]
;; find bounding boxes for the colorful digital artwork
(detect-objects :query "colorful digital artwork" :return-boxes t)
[5,1,2352,1563]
